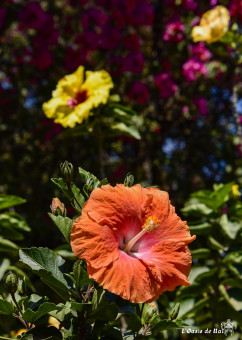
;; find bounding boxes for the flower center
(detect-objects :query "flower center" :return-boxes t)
[123,216,160,253]
[67,89,88,109]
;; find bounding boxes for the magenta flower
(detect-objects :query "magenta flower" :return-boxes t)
[190,43,212,61]
[123,52,145,74]
[163,19,185,43]
[229,0,242,22]
[108,54,124,76]
[0,7,6,30]
[127,82,150,104]
[182,58,208,82]
[32,49,53,70]
[154,72,178,99]
[182,0,198,11]
[130,3,154,26]
[99,25,121,50]
[33,18,59,47]
[193,97,208,116]
[81,8,108,31]
[18,2,48,30]
[123,34,141,51]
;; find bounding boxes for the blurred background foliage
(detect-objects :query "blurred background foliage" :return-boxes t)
[0,0,241,338]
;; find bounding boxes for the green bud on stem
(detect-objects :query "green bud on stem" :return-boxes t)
[3,271,18,294]
[169,303,180,320]
[124,173,134,187]
[17,277,26,296]
[60,161,73,184]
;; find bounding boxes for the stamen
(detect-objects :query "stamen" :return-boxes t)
[123,216,160,253]
[67,89,88,108]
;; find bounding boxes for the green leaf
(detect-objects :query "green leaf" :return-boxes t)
[110,122,141,140]
[49,214,73,243]
[51,178,72,200]
[26,294,49,310]
[191,248,211,259]
[207,236,225,251]
[189,223,212,235]
[0,195,26,210]
[22,302,60,323]
[79,167,108,196]
[91,289,119,321]
[51,178,85,214]
[224,251,242,264]
[0,237,19,253]
[0,258,10,280]
[212,182,235,207]
[152,319,188,334]
[219,214,241,240]
[221,278,242,289]
[55,245,76,261]
[182,203,213,216]
[177,298,195,318]
[219,285,242,312]
[188,266,214,284]
[19,247,70,300]
[122,313,142,332]
[0,213,30,232]
[0,297,14,315]
[73,260,93,293]
[70,182,85,212]
[189,183,234,210]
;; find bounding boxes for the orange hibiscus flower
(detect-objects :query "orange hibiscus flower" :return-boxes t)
[71,184,196,303]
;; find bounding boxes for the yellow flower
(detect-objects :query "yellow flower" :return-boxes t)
[231,184,240,197]
[191,6,230,44]
[43,66,113,128]
[10,328,27,337]
[49,316,60,328]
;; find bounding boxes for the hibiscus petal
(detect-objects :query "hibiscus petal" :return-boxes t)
[71,213,119,268]
[87,251,164,303]
[148,240,193,292]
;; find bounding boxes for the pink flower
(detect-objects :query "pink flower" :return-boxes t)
[123,34,141,51]
[18,2,48,30]
[193,97,208,116]
[154,72,178,99]
[123,52,145,73]
[163,19,185,43]
[127,82,150,104]
[190,43,212,61]
[182,58,208,82]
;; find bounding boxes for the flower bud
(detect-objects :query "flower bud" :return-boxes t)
[51,198,66,216]
[60,161,73,184]
[169,303,180,320]
[17,277,26,296]
[124,173,134,187]
[3,272,18,294]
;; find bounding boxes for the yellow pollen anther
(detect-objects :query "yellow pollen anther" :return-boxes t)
[142,216,160,233]
[123,216,160,253]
